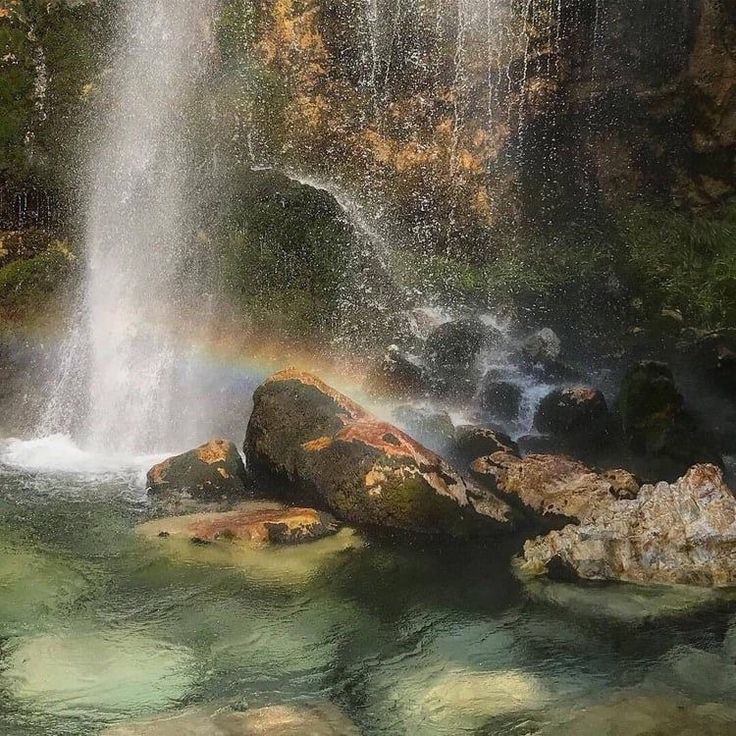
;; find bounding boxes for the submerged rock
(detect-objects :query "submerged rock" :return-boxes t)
[522,464,736,587]
[244,369,514,536]
[146,439,248,510]
[102,702,360,736]
[539,693,736,735]
[137,501,363,585]
[137,504,339,547]
[471,452,638,527]
[388,664,549,732]
[4,629,194,718]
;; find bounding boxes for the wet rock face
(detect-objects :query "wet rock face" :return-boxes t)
[523,464,736,587]
[146,439,247,508]
[618,361,722,476]
[137,505,340,547]
[244,369,514,536]
[534,386,610,443]
[472,452,639,528]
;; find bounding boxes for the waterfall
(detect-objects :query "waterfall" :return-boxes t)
[43,0,219,455]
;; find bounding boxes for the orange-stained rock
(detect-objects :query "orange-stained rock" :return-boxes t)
[244,369,514,536]
[471,451,639,527]
[137,503,340,547]
[146,438,247,510]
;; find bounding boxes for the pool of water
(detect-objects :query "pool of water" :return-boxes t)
[1,438,736,735]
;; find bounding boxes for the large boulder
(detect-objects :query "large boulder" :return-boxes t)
[618,361,722,476]
[244,369,514,536]
[534,386,610,444]
[522,464,736,587]
[472,452,638,528]
[146,439,247,510]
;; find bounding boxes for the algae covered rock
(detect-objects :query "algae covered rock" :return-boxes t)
[146,438,247,509]
[522,464,736,587]
[365,345,426,400]
[478,375,523,420]
[244,369,514,536]
[392,404,456,454]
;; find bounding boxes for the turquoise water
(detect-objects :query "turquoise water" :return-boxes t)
[1,440,736,735]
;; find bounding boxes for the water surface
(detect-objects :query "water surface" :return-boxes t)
[1,438,736,735]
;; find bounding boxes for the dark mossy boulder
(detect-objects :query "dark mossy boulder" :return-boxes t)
[618,361,722,477]
[453,425,519,464]
[244,370,514,536]
[423,318,487,397]
[479,374,523,420]
[691,329,736,393]
[392,404,455,455]
[534,386,610,444]
[364,345,426,400]
[146,439,248,509]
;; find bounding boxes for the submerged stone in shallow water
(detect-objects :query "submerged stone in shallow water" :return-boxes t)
[136,503,340,546]
[4,629,195,718]
[0,543,89,635]
[102,702,360,735]
[388,665,549,732]
[539,694,736,735]
[136,501,363,585]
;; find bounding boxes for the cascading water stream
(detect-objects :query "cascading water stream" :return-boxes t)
[41,0,220,457]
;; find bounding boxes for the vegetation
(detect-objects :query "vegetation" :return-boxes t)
[618,201,736,328]
[0,238,76,320]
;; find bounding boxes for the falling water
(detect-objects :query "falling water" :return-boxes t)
[43,0,219,455]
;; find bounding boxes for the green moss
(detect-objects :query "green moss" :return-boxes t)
[0,243,75,317]
[617,201,736,328]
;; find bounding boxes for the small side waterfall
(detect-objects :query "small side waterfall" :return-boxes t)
[43,0,219,455]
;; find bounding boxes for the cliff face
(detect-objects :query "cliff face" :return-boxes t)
[241,0,735,246]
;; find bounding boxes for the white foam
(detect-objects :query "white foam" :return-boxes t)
[0,434,168,479]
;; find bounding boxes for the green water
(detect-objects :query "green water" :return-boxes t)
[1,453,736,735]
